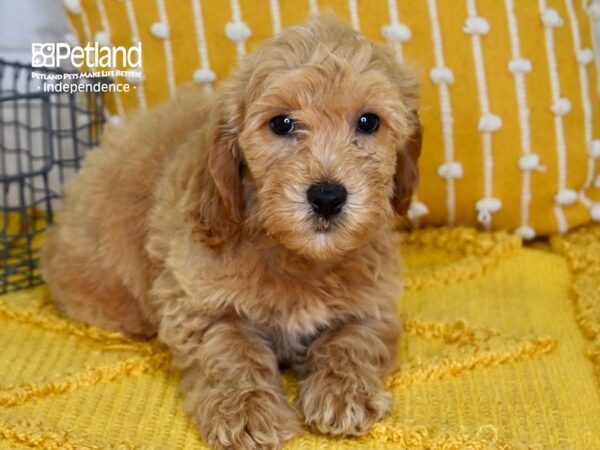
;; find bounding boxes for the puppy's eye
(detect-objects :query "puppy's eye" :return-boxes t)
[357,113,380,134]
[270,115,295,135]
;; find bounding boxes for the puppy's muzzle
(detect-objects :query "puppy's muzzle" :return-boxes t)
[307,182,347,220]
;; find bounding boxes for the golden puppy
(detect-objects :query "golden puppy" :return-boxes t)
[41,16,421,450]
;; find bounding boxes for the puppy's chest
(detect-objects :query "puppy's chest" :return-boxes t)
[227,278,337,367]
[234,273,350,333]
[216,243,400,365]
[232,266,395,363]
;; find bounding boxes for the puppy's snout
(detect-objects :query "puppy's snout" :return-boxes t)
[307,182,347,220]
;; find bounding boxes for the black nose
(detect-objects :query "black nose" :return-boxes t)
[306,182,347,220]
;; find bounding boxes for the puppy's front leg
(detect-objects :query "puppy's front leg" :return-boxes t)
[165,315,302,450]
[298,318,399,436]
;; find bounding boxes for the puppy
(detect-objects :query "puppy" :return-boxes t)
[41,16,421,450]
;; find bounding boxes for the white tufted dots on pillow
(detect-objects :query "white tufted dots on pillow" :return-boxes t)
[193,68,217,84]
[381,23,411,42]
[225,21,252,42]
[478,113,502,132]
[463,16,490,35]
[476,198,502,225]
[515,225,536,240]
[587,3,600,20]
[151,22,170,39]
[588,140,600,159]
[437,162,464,179]
[508,58,532,74]
[125,71,145,84]
[94,31,110,46]
[62,0,599,236]
[518,153,546,172]
[554,189,578,206]
[408,201,429,220]
[430,66,455,84]
[577,48,594,65]
[592,203,600,222]
[542,8,564,27]
[551,98,572,116]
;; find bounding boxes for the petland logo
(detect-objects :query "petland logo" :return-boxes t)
[31,42,142,69]
[30,42,143,95]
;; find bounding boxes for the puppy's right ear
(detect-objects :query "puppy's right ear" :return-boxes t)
[186,83,245,251]
[392,114,421,217]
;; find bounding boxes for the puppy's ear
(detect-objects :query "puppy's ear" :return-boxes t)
[392,113,422,217]
[208,95,244,224]
[381,50,421,217]
[187,85,245,251]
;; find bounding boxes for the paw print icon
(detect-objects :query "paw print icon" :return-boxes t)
[31,43,56,68]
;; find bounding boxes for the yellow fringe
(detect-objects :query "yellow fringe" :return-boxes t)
[551,225,600,384]
[386,335,556,389]
[0,417,137,450]
[404,316,501,344]
[2,225,598,448]
[0,293,160,356]
[402,228,521,291]
[367,423,540,449]
[0,354,169,408]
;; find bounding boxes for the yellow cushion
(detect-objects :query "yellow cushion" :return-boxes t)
[63,0,600,237]
[1,226,600,448]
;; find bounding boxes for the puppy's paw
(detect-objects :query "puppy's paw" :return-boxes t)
[190,385,302,450]
[298,371,391,436]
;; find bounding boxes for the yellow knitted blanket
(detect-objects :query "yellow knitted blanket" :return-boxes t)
[1,227,599,449]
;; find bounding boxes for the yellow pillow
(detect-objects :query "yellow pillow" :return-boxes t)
[63,0,600,237]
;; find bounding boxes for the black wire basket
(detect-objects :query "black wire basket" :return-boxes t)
[0,59,106,294]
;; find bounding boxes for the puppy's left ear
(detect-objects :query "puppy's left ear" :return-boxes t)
[392,113,422,217]
[187,83,245,252]
[208,93,244,224]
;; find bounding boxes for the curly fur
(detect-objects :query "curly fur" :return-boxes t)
[41,16,421,450]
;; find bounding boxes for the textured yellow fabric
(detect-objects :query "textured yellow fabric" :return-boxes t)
[63,0,600,237]
[1,227,600,448]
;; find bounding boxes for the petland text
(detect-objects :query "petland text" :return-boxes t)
[31,42,142,69]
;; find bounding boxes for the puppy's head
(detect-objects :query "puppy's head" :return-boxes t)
[208,17,421,260]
